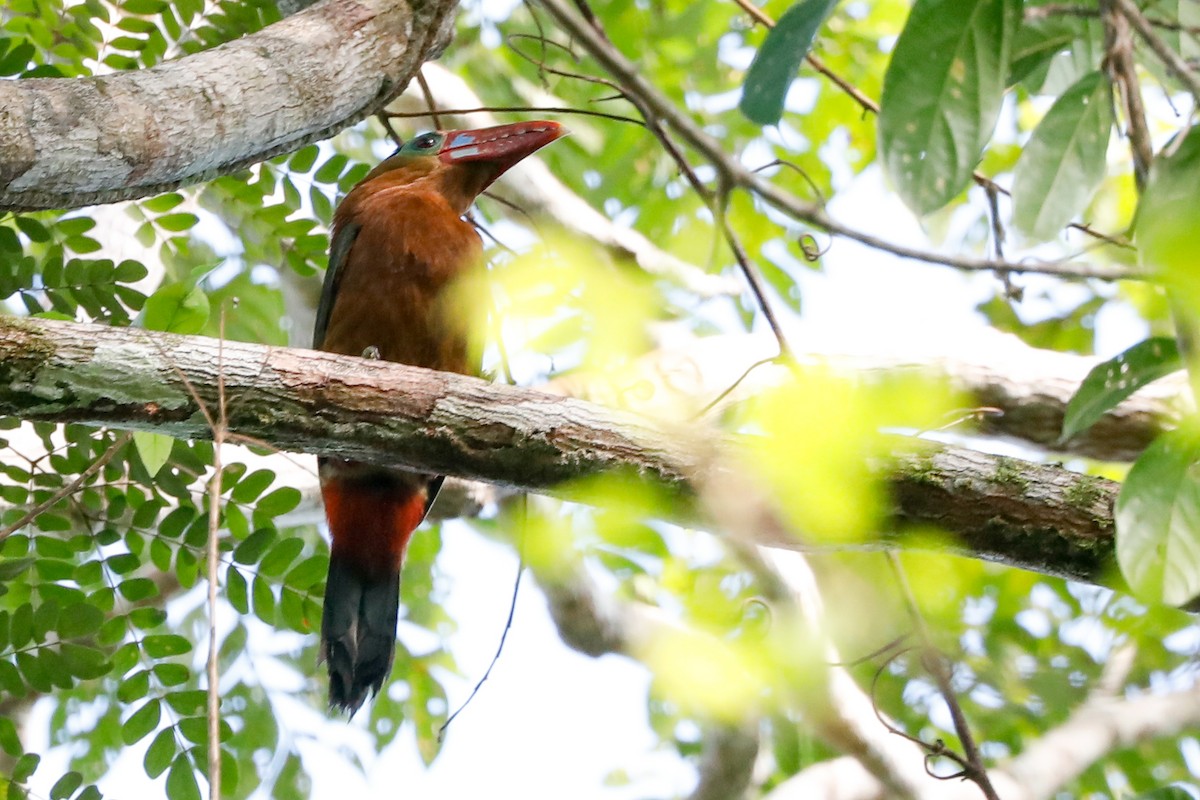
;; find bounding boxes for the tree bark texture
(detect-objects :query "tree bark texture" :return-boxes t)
[0,0,458,211]
[0,316,1133,586]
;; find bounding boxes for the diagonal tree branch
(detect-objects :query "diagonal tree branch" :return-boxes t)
[0,316,1124,585]
[534,0,1139,282]
[0,0,458,211]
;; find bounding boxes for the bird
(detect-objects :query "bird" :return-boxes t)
[312,119,566,714]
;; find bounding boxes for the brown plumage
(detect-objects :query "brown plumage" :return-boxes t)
[314,120,565,714]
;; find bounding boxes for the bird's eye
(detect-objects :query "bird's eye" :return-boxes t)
[412,133,440,150]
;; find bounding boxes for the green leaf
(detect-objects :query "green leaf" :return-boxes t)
[256,487,301,518]
[1130,788,1197,800]
[155,212,199,232]
[150,538,173,572]
[143,634,191,658]
[879,0,1020,215]
[1011,71,1113,243]
[279,586,309,632]
[97,617,125,647]
[285,554,328,590]
[738,0,839,125]
[259,538,303,577]
[0,660,22,694]
[0,42,35,76]
[226,566,249,613]
[134,431,174,477]
[57,603,104,639]
[314,154,348,184]
[118,577,159,601]
[130,607,167,630]
[1010,16,1083,85]
[166,755,201,800]
[106,552,141,575]
[230,469,275,503]
[65,235,102,254]
[159,507,195,538]
[233,529,275,565]
[14,216,49,243]
[177,717,208,744]
[1137,126,1200,316]
[0,716,22,756]
[114,259,149,283]
[142,192,184,213]
[113,642,141,673]
[118,669,151,702]
[144,728,176,778]
[49,771,83,800]
[122,698,162,745]
[142,283,210,334]
[12,753,40,783]
[0,557,34,581]
[153,663,191,686]
[177,547,200,588]
[165,690,207,715]
[290,145,319,173]
[252,575,275,622]
[14,652,49,690]
[33,600,61,641]
[1116,430,1200,606]
[60,643,110,679]
[1061,337,1181,441]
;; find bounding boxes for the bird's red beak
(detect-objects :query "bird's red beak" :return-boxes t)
[438,120,566,174]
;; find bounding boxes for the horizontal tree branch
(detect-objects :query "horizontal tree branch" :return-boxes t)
[547,333,1183,462]
[0,0,457,210]
[0,316,1124,585]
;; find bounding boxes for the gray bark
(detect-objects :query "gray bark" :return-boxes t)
[0,0,458,210]
[0,316,1126,586]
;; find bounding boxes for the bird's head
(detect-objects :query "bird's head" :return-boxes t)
[360,120,567,213]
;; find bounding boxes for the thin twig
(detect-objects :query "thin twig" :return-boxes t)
[206,311,228,800]
[438,497,526,740]
[887,553,1000,800]
[720,205,794,359]
[416,68,444,130]
[387,105,645,127]
[1103,0,1155,190]
[693,355,780,418]
[529,0,795,359]
[1114,0,1200,106]
[0,431,132,543]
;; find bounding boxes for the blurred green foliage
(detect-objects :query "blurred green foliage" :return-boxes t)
[0,0,1198,797]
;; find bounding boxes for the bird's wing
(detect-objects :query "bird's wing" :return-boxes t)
[313,221,362,349]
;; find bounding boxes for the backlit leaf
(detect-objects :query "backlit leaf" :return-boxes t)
[739,0,839,125]
[134,431,174,477]
[144,728,176,778]
[122,699,161,745]
[1115,429,1200,606]
[1062,337,1181,441]
[1137,126,1200,316]
[166,755,201,800]
[1012,71,1113,242]
[879,0,1020,214]
[143,283,210,334]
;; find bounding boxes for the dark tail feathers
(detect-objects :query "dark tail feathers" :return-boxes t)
[321,558,401,715]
